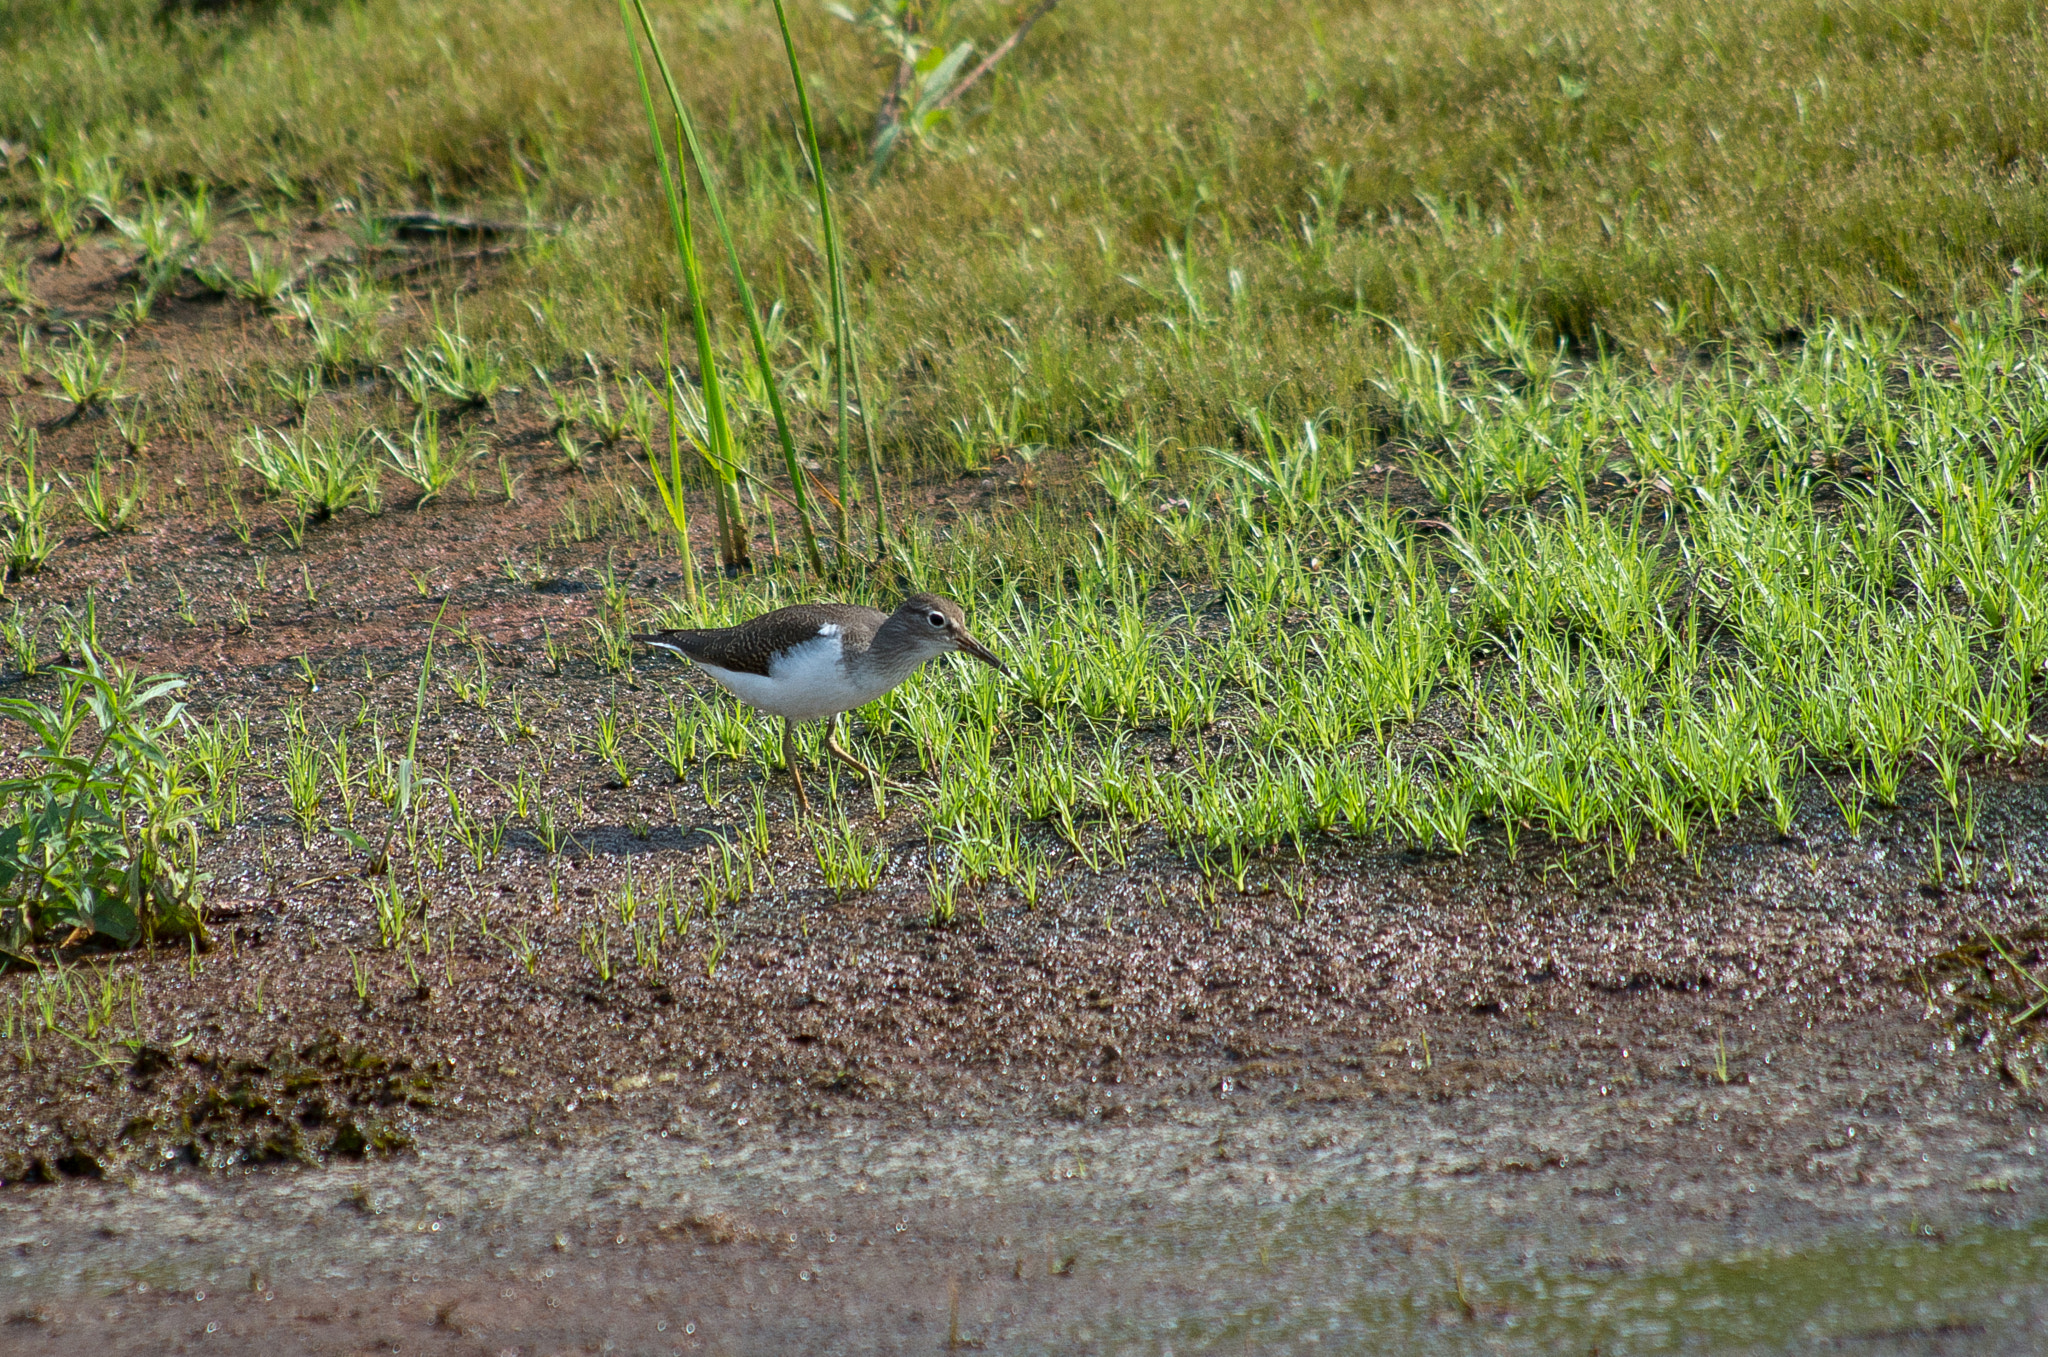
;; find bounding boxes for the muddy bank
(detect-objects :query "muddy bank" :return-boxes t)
[4,999,2046,1354]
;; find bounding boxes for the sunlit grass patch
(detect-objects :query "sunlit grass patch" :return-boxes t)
[613,293,2048,891]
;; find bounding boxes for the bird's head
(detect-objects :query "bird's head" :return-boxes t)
[889,593,1010,675]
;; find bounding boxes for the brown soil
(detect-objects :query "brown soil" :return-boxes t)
[3,226,2048,1352]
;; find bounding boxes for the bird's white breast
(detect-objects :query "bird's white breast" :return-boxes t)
[698,625,904,721]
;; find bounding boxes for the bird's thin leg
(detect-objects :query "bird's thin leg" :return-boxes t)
[783,718,812,815]
[824,715,881,782]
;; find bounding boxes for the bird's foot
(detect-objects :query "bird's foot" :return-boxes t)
[824,729,883,783]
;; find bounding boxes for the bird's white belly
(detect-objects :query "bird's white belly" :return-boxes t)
[699,634,898,721]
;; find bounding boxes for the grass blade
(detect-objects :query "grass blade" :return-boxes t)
[651,321,700,606]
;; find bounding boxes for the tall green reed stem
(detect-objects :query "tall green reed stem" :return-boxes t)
[769,0,890,562]
[624,0,828,577]
[619,0,749,568]
[650,323,700,605]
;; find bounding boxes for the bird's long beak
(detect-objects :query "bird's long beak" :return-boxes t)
[954,630,1011,677]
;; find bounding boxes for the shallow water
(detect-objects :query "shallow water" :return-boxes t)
[1078,1198,2048,1354]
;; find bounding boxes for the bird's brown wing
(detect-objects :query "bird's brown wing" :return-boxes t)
[633,603,883,678]
[631,627,775,677]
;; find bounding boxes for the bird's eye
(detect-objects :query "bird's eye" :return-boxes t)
[927,611,946,627]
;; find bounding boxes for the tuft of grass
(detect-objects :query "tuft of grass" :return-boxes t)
[2,604,42,677]
[402,322,511,409]
[40,326,126,418]
[290,272,391,373]
[192,240,296,310]
[234,426,380,545]
[267,365,323,420]
[814,814,887,898]
[0,441,58,580]
[27,151,103,259]
[0,259,37,316]
[60,457,148,536]
[108,398,154,454]
[375,411,476,508]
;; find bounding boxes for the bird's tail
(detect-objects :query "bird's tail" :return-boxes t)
[631,630,696,658]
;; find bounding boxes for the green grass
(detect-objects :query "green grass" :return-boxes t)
[1,0,2046,954]
[7,0,2048,458]
[16,289,2034,952]
[48,278,2042,914]
[620,296,2047,887]
[232,424,382,545]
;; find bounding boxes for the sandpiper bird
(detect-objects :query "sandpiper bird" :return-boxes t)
[632,593,1008,812]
